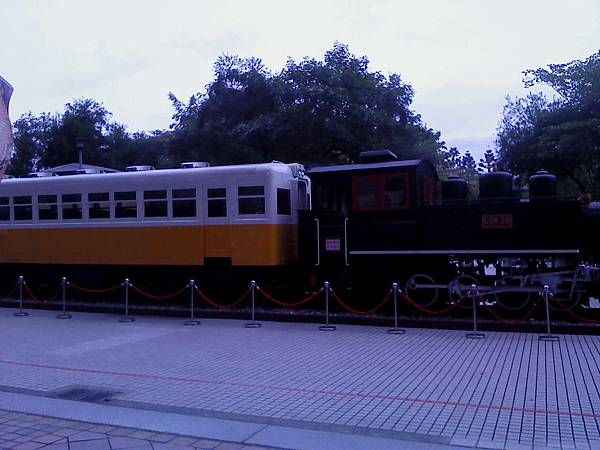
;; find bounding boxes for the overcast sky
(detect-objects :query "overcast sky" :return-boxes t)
[1,0,599,160]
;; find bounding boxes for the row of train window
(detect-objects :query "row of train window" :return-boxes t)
[0,187,292,222]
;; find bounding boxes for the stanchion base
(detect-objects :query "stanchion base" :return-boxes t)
[387,328,406,335]
[184,320,201,326]
[56,314,72,319]
[118,317,135,323]
[183,319,200,326]
[13,312,29,317]
[319,325,337,331]
[466,332,485,339]
[539,334,560,342]
[245,322,262,328]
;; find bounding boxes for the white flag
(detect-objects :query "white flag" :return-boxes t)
[0,75,15,180]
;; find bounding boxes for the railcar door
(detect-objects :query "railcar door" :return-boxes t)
[203,185,232,266]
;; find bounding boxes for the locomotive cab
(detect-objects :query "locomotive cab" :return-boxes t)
[300,151,438,281]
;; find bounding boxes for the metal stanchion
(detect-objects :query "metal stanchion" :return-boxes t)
[118,278,135,323]
[14,276,28,317]
[466,284,485,339]
[56,277,72,319]
[319,281,336,331]
[185,280,201,326]
[539,285,559,341]
[388,282,406,334]
[245,280,262,328]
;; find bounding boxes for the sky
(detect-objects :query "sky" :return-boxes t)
[1,0,599,161]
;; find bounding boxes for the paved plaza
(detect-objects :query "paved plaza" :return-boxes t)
[0,308,599,449]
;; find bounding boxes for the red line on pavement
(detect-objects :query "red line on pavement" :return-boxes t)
[1,358,598,419]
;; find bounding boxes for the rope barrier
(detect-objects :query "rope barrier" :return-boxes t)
[401,292,466,315]
[330,289,391,315]
[69,282,124,294]
[1,283,18,299]
[194,285,250,309]
[484,299,540,325]
[130,283,189,301]
[23,284,61,304]
[256,286,324,308]
[551,298,600,324]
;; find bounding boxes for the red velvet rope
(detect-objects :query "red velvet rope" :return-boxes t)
[24,284,61,304]
[551,298,600,324]
[330,289,391,315]
[401,292,466,315]
[484,299,540,325]
[257,286,324,308]
[69,282,124,294]
[194,285,250,309]
[1,283,18,298]
[130,284,188,301]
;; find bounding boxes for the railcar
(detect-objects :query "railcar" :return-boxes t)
[0,162,311,290]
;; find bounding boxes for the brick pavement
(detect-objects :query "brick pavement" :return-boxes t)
[0,409,277,450]
[1,308,600,449]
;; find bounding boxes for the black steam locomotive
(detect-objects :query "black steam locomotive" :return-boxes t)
[302,150,600,311]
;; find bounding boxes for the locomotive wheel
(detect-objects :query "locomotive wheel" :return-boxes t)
[448,274,479,309]
[550,281,583,312]
[405,274,439,307]
[493,276,532,311]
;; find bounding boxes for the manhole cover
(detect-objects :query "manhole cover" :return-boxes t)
[50,386,120,403]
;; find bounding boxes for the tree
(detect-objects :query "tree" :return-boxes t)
[8,112,56,175]
[169,43,445,167]
[496,51,600,195]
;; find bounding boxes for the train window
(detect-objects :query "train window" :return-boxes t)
[277,188,291,215]
[238,186,265,215]
[384,177,406,208]
[207,188,227,217]
[38,195,58,221]
[115,191,137,218]
[356,178,379,209]
[0,197,9,221]
[62,193,82,220]
[88,192,110,219]
[14,196,32,221]
[173,188,196,218]
[353,173,409,211]
[298,180,309,210]
[144,190,167,218]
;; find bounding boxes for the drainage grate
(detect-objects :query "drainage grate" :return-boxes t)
[50,386,120,403]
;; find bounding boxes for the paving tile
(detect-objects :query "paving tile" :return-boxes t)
[169,436,200,446]
[191,438,223,449]
[31,434,63,444]
[68,431,107,442]
[37,444,69,450]
[147,433,176,443]
[109,436,152,449]
[213,443,245,450]
[12,443,45,450]
[69,438,111,450]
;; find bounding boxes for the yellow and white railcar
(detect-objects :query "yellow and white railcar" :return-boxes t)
[0,162,310,267]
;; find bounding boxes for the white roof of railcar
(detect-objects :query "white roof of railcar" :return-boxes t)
[0,162,303,194]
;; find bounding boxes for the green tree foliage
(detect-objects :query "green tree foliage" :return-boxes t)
[496,50,600,194]
[169,43,445,166]
[8,99,170,176]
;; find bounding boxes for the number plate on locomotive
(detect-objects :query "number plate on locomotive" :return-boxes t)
[482,214,513,229]
[325,239,341,251]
